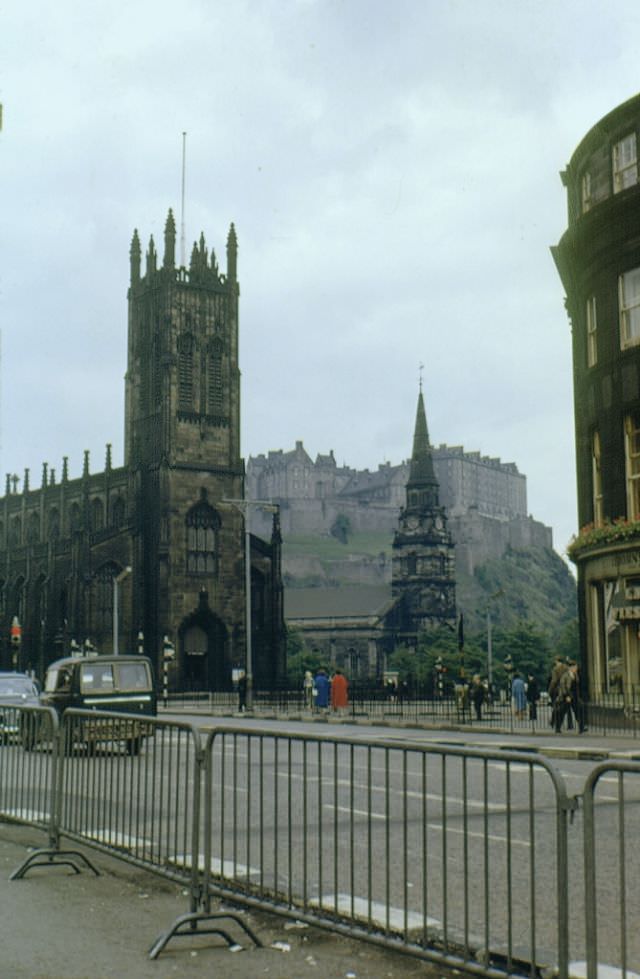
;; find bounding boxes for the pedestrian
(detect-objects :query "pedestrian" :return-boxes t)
[568,661,586,733]
[313,668,330,711]
[303,670,314,710]
[526,673,540,722]
[548,656,568,730]
[237,670,247,713]
[470,674,485,721]
[554,662,576,733]
[511,671,526,720]
[331,668,349,714]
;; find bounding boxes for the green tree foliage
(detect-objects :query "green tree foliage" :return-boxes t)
[388,618,561,695]
[284,626,327,685]
[330,513,352,545]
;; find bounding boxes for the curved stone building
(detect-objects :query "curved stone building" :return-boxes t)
[553,93,640,697]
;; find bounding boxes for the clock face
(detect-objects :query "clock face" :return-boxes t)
[406,515,420,530]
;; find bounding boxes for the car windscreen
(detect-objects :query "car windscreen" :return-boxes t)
[0,677,35,696]
[116,662,152,691]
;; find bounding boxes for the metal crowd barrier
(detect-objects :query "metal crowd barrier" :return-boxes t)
[200,728,575,978]
[583,761,640,979]
[1,704,639,977]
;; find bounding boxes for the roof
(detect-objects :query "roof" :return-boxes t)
[285,585,395,620]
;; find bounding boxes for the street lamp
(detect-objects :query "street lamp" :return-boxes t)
[112,566,132,656]
[223,499,279,711]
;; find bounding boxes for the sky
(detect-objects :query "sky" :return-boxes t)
[1,0,640,563]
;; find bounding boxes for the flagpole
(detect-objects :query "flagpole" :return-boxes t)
[180,131,187,267]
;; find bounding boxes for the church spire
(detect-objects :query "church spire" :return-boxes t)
[406,387,438,508]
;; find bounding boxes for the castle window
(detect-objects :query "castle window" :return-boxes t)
[586,295,597,367]
[613,133,637,193]
[581,171,592,213]
[619,267,640,348]
[207,340,224,415]
[178,334,194,411]
[592,430,603,526]
[186,500,220,575]
[625,413,640,520]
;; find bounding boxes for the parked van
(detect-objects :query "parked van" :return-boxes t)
[31,654,157,754]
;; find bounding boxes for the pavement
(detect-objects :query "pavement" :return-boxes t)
[161,702,640,764]
[2,712,639,979]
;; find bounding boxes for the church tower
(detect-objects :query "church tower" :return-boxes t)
[125,211,283,687]
[391,385,456,641]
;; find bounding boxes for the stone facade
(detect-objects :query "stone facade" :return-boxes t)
[247,438,549,570]
[553,93,640,696]
[0,212,285,689]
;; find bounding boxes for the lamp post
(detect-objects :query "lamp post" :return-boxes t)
[112,566,132,656]
[223,499,279,712]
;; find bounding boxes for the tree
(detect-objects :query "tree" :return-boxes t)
[284,627,327,686]
[330,513,352,545]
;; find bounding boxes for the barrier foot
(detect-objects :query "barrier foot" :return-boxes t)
[9,848,101,880]
[148,910,262,960]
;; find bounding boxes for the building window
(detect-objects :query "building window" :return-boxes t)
[90,498,104,533]
[613,133,637,193]
[186,499,220,575]
[178,334,194,411]
[619,267,640,348]
[586,295,597,367]
[581,171,592,213]
[92,563,118,637]
[625,413,640,520]
[207,339,224,415]
[592,430,603,526]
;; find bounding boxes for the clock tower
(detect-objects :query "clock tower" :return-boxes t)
[391,386,456,642]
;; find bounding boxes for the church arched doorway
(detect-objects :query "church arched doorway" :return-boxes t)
[179,603,229,691]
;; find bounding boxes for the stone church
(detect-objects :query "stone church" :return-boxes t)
[0,211,285,689]
[285,387,457,675]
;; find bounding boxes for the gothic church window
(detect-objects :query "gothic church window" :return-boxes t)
[186,499,220,575]
[92,562,118,637]
[48,508,60,540]
[111,496,125,528]
[178,334,195,411]
[91,498,105,533]
[27,512,40,543]
[68,503,81,533]
[10,516,21,546]
[207,339,224,415]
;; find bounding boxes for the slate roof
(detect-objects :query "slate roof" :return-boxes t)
[284,584,395,620]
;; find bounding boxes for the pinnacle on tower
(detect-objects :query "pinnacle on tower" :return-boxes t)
[226,223,237,281]
[130,229,141,285]
[163,210,176,270]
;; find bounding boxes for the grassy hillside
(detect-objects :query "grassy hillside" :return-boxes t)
[282,532,576,646]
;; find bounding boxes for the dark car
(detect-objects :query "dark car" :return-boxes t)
[36,654,157,754]
[0,673,40,743]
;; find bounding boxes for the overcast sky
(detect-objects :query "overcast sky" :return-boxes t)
[1,1,639,561]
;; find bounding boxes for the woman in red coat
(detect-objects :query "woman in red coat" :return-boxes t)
[331,669,349,713]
